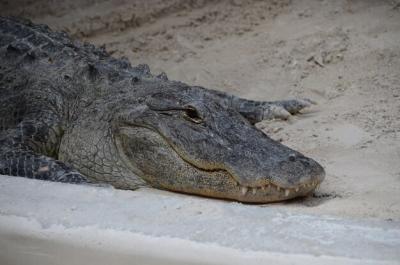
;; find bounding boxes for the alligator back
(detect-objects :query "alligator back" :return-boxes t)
[0,16,151,131]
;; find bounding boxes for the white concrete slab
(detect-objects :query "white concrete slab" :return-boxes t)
[0,176,399,265]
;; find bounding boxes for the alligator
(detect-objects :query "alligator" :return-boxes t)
[0,16,325,203]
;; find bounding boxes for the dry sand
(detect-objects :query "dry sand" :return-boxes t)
[1,0,400,221]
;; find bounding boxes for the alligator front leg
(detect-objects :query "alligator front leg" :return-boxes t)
[203,88,314,124]
[0,121,89,184]
[238,98,315,123]
[0,148,88,183]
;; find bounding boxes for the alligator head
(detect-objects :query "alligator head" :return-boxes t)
[110,79,325,203]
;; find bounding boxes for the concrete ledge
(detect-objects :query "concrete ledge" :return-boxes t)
[0,176,399,265]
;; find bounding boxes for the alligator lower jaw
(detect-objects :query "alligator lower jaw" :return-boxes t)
[236,181,320,197]
[230,181,320,203]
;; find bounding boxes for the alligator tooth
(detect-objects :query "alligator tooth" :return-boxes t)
[295,187,300,192]
[285,189,290,197]
[252,188,257,195]
[261,185,266,191]
[241,186,248,195]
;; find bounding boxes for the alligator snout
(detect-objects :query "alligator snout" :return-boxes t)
[224,152,325,202]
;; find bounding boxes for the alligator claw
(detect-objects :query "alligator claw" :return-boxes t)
[262,98,316,120]
[266,105,292,120]
[278,98,315,114]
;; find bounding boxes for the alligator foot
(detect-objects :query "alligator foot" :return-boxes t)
[0,150,90,184]
[262,99,315,120]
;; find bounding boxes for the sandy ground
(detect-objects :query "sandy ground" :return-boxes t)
[1,0,400,221]
[1,176,399,265]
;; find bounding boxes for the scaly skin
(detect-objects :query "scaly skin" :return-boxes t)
[0,17,325,203]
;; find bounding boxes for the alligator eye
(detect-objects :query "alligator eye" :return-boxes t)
[183,107,203,124]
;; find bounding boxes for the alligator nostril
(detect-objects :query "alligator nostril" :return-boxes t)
[300,159,310,167]
[288,154,296,162]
